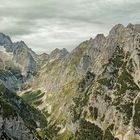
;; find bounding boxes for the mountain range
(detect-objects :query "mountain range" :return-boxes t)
[0,23,140,140]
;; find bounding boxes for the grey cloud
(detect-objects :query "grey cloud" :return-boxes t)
[0,0,140,53]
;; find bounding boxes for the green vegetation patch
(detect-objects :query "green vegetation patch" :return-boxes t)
[89,106,98,120]
[75,119,103,140]
[133,97,140,128]
[21,90,45,107]
[120,102,133,125]
[98,46,125,89]
[103,124,118,140]
[0,99,17,119]
[127,59,135,73]
[55,130,75,140]
[98,78,112,88]
[71,92,89,122]
[117,69,139,95]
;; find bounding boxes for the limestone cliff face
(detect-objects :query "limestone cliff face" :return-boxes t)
[24,24,140,140]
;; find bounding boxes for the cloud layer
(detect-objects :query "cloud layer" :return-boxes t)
[0,0,140,53]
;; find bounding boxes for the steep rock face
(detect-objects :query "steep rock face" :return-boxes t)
[0,100,36,140]
[69,45,140,140]
[0,34,50,91]
[22,24,140,140]
[30,48,69,93]
[0,47,26,91]
[48,48,69,62]
[0,33,44,77]
[0,69,25,92]
[12,41,38,76]
[38,53,49,66]
[0,33,12,46]
[30,24,132,108]
[0,82,49,139]
[68,24,140,139]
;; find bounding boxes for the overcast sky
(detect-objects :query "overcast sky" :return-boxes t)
[0,0,140,54]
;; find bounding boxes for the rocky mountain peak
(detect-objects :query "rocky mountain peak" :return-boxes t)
[95,34,105,40]
[49,48,69,61]
[127,23,135,30]
[38,53,49,59]
[127,23,140,32]
[61,48,69,54]
[50,48,68,55]
[17,40,27,47]
[38,53,49,66]
[93,34,106,47]
[109,24,125,36]
[0,33,12,46]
